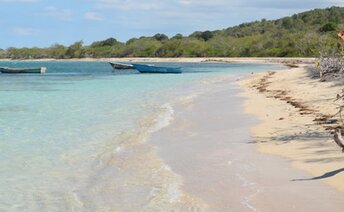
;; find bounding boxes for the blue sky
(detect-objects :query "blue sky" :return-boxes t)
[0,0,343,48]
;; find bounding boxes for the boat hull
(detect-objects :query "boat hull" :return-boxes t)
[132,64,182,74]
[109,62,134,70]
[0,67,46,74]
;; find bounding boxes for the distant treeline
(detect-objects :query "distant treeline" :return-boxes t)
[1,6,343,59]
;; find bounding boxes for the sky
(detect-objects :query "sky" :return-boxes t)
[0,0,343,48]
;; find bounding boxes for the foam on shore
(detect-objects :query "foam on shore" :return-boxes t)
[149,68,344,211]
[149,103,175,134]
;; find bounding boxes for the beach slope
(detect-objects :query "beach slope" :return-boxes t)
[150,69,344,211]
[239,66,344,192]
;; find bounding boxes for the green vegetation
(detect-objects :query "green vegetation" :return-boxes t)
[1,6,344,59]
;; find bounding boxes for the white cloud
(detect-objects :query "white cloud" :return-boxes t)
[13,27,40,36]
[93,0,163,10]
[43,6,73,21]
[84,12,104,21]
[92,0,344,11]
[179,0,192,5]
[0,0,38,2]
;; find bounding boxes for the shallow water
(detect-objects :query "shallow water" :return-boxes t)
[0,61,281,211]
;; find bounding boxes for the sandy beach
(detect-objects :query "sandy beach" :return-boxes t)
[148,63,344,211]
[239,65,344,191]
[53,58,344,210]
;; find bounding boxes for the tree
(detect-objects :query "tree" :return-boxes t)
[319,23,337,32]
[200,31,214,41]
[91,37,119,48]
[0,48,6,58]
[66,41,84,58]
[172,33,183,39]
[153,33,168,41]
[126,38,138,45]
[48,44,67,59]
[190,31,214,41]
[281,17,293,29]
[123,38,162,57]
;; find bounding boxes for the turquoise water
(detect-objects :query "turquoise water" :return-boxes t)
[0,61,281,211]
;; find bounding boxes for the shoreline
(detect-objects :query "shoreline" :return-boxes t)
[4,57,344,209]
[149,68,344,211]
[0,57,316,65]
[239,66,344,193]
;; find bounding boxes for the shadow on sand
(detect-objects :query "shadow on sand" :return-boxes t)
[292,168,344,181]
[249,130,330,145]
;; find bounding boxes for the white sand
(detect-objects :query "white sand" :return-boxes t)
[239,67,344,193]
[149,73,344,211]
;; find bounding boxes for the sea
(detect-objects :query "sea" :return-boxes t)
[0,61,281,211]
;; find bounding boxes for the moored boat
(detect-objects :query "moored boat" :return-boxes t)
[109,62,134,70]
[0,67,46,74]
[132,63,182,74]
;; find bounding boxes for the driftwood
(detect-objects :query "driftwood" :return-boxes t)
[334,129,344,152]
[327,32,344,151]
[333,86,344,153]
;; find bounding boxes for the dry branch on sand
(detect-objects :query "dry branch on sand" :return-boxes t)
[334,128,344,152]
[317,32,344,81]
[329,32,344,152]
[318,54,344,81]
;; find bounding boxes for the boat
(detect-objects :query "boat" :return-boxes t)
[132,63,182,74]
[109,62,134,70]
[0,67,46,74]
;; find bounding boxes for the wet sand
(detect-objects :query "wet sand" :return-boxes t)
[149,73,344,211]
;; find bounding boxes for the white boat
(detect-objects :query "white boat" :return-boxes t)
[109,62,134,70]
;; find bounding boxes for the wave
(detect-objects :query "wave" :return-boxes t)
[149,103,175,134]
